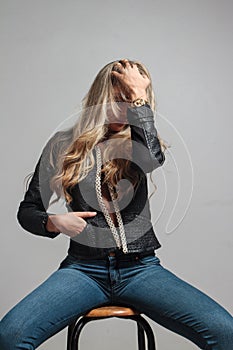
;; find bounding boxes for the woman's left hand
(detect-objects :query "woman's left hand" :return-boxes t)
[111,59,150,101]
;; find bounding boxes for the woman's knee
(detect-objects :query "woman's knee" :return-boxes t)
[205,308,233,350]
[216,315,233,349]
[0,311,33,350]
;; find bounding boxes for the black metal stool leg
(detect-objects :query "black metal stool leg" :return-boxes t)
[129,315,156,350]
[70,317,92,350]
[67,321,76,350]
[137,321,146,350]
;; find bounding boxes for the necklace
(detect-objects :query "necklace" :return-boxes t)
[95,144,128,253]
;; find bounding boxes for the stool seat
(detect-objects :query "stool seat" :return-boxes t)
[85,306,139,318]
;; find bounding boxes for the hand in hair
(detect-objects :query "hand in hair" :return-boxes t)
[46,212,97,238]
[111,59,150,101]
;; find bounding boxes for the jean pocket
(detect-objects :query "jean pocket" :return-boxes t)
[138,255,161,266]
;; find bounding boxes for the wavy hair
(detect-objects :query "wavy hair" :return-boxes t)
[24,59,170,207]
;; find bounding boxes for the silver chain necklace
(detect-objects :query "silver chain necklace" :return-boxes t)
[95,144,128,253]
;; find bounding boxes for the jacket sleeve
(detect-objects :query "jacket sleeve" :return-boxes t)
[17,134,61,239]
[127,103,165,173]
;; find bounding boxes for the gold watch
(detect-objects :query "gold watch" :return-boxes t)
[131,98,149,107]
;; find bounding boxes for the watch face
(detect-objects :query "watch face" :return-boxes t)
[134,98,145,107]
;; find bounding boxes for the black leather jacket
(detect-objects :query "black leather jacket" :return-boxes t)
[17,104,165,258]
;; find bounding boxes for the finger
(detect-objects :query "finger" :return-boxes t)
[113,62,123,73]
[74,211,97,217]
[111,71,124,84]
[111,70,121,77]
[118,59,129,68]
[120,59,134,68]
[123,59,132,67]
[128,60,134,68]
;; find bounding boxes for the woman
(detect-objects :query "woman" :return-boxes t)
[0,59,232,349]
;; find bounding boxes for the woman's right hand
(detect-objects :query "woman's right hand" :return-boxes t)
[46,212,97,238]
[111,59,150,101]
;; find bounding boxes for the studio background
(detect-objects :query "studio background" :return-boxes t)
[0,1,232,349]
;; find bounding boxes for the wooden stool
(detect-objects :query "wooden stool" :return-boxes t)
[67,305,156,350]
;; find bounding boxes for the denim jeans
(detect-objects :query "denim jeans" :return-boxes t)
[0,253,232,349]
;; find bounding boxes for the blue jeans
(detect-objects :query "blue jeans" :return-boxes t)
[0,253,232,349]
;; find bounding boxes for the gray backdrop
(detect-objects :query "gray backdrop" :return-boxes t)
[0,0,232,349]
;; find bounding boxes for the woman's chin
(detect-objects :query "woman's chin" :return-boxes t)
[108,123,128,131]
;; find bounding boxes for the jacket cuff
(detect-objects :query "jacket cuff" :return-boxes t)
[41,212,61,238]
[127,104,154,126]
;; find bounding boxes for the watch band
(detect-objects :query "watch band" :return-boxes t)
[131,97,149,107]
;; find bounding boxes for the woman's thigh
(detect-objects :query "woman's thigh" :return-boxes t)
[117,255,233,350]
[0,256,109,350]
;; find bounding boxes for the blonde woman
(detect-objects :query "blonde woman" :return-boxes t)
[0,59,232,349]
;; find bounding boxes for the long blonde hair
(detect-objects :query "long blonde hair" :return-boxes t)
[24,59,169,207]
